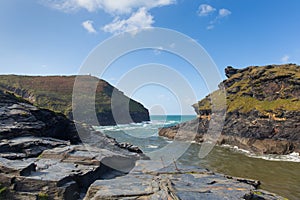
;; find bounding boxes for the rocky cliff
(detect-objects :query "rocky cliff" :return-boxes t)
[159,64,300,155]
[0,75,150,125]
[0,86,285,199]
[0,90,145,199]
[0,90,80,144]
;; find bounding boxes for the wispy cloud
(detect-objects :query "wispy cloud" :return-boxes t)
[206,24,215,30]
[207,8,231,29]
[82,20,97,33]
[42,0,175,15]
[197,4,232,30]
[219,8,231,17]
[102,7,154,35]
[198,4,216,16]
[281,55,290,63]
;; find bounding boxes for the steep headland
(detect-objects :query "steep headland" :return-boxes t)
[159,64,300,155]
[0,75,150,125]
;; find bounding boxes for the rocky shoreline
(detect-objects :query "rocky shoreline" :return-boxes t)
[0,90,287,199]
[159,64,300,155]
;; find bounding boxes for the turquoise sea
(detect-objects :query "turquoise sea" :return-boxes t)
[94,115,300,200]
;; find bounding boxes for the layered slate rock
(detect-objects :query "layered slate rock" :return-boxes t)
[159,64,300,155]
[0,136,70,159]
[84,161,285,200]
[0,90,145,199]
[0,90,80,143]
[0,75,150,125]
[0,142,137,199]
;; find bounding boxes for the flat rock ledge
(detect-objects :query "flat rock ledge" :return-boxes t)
[84,160,285,200]
[0,137,136,200]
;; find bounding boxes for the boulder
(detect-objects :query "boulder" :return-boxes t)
[225,66,239,78]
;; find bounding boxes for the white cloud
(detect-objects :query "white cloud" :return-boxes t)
[43,0,175,35]
[206,25,214,30]
[102,7,154,35]
[199,6,232,30]
[43,0,175,15]
[281,55,290,63]
[219,8,231,17]
[198,4,216,16]
[82,20,97,33]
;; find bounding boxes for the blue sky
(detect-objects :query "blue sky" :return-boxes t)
[0,0,299,115]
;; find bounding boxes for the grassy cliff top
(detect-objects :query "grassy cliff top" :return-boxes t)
[0,75,148,117]
[193,64,300,115]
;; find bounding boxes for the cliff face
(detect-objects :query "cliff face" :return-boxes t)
[159,64,300,154]
[0,75,150,125]
[0,90,146,199]
[0,90,80,143]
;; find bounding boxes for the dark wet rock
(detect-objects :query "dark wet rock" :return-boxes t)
[117,142,143,154]
[244,190,287,200]
[225,66,239,78]
[0,90,80,143]
[159,111,300,155]
[0,136,69,159]
[85,161,285,200]
[0,91,147,199]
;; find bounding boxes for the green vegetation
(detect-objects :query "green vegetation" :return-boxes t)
[195,64,300,115]
[37,192,49,200]
[0,185,7,199]
[252,191,263,195]
[226,96,300,114]
[0,75,148,119]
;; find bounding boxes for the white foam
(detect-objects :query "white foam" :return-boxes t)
[221,144,300,162]
[233,146,251,154]
[251,152,300,163]
[221,144,231,148]
[146,145,159,149]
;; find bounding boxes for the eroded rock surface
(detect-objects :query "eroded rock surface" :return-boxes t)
[0,141,137,199]
[0,91,80,143]
[0,90,144,199]
[85,161,285,200]
[159,64,300,155]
